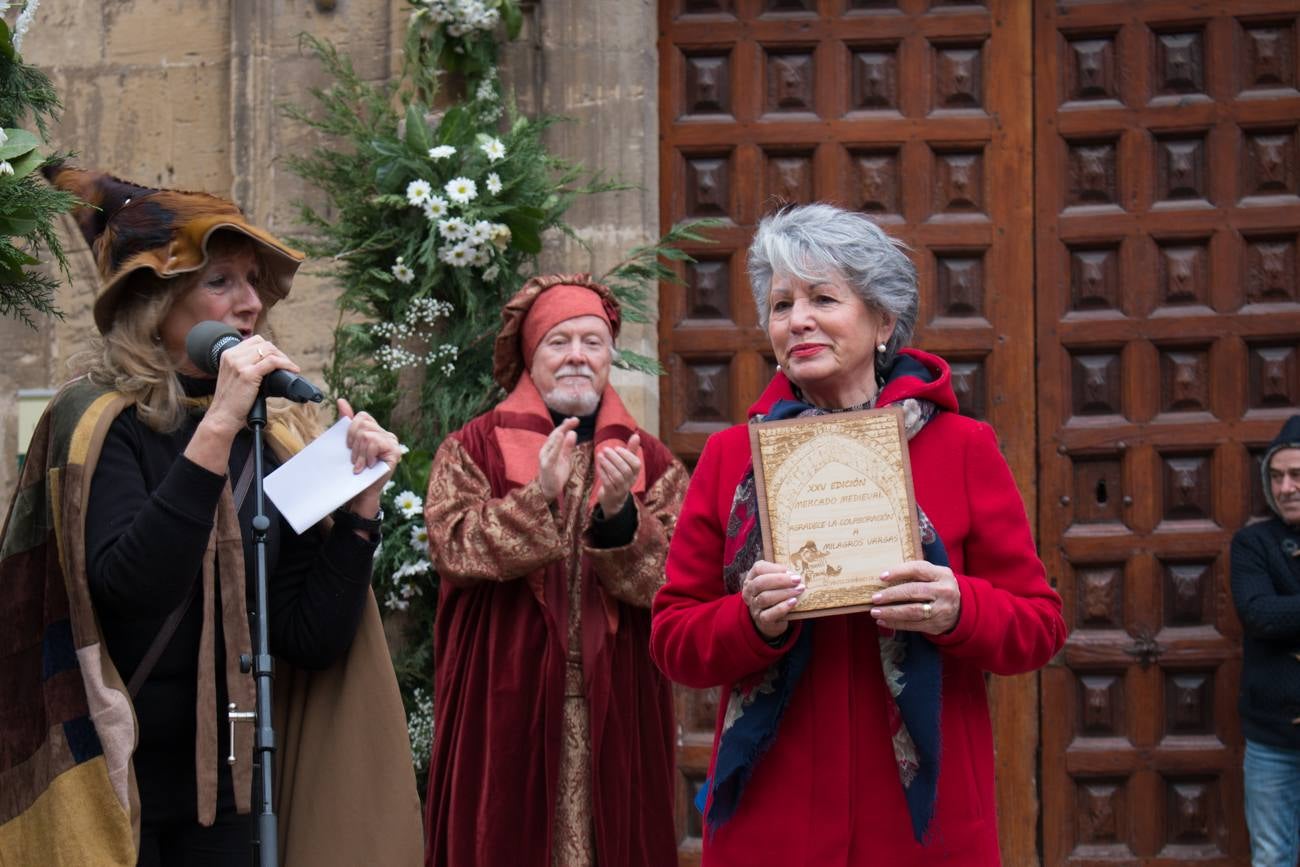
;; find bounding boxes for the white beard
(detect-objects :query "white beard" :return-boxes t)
[543,384,600,417]
[541,364,601,416]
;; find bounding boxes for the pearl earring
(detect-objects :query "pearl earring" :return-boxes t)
[876,343,887,354]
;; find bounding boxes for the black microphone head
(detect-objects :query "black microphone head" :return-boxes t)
[263,369,325,404]
[185,321,242,375]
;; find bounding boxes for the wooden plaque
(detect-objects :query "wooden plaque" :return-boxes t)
[748,406,922,620]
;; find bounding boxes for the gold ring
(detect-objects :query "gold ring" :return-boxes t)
[921,602,933,619]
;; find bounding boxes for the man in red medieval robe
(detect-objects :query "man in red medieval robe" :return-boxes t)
[422,274,687,867]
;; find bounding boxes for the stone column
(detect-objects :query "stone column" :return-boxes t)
[227,0,404,394]
[530,0,661,434]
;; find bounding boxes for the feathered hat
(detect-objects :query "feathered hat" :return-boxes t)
[44,164,304,334]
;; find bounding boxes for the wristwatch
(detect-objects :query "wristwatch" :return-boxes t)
[332,506,383,537]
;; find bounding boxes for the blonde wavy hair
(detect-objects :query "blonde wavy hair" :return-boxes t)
[79,233,323,442]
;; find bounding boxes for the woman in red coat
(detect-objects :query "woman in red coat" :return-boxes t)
[651,203,1067,865]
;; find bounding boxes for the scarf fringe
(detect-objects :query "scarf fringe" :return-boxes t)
[705,627,812,833]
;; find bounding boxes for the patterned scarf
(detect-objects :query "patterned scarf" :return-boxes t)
[700,354,948,843]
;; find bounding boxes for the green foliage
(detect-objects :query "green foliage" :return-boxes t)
[286,33,626,444]
[0,12,78,326]
[599,218,721,374]
[402,0,522,97]
[285,1,713,781]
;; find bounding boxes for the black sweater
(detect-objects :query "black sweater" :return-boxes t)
[1230,515,1300,748]
[85,384,376,825]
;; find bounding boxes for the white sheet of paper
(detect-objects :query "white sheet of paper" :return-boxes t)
[264,418,387,535]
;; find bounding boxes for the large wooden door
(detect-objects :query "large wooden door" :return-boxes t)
[1036,2,1300,864]
[657,0,1037,863]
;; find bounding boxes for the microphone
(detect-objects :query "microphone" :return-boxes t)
[185,321,324,404]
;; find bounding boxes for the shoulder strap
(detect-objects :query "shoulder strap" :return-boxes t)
[128,448,258,699]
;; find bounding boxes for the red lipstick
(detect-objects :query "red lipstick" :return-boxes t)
[789,343,826,358]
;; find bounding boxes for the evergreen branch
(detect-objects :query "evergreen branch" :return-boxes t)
[0,55,60,136]
[613,348,664,377]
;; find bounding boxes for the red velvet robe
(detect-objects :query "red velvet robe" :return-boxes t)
[651,350,1067,866]
[423,387,686,867]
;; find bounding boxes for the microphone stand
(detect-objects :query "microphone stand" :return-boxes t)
[237,392,280,867]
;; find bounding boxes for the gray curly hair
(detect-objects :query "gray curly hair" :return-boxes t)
[746,203,918,368]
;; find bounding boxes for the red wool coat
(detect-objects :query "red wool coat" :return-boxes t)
[651,350,1067,866]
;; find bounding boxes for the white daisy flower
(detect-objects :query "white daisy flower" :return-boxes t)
[439,243,475,268]
[444,176,477,204]
[471,245,492,267]
[391,257,415,284]
[485,172,502,195]
[406,179,433,207]
[427,145,457,161]
[482,264,501,282]
[395,560,432,580]
[409,524,429,553]
[438,216,470,241]
[480,137,506,162]
[393,490,423,518]
[423,195,450,220]
[468,220,493,245]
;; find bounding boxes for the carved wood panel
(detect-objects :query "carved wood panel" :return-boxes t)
[662,1,1299,864]
[660,0,1035,863]
[1037,2,1300,863]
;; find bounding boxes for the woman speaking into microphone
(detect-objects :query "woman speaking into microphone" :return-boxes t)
[0,167,422,866]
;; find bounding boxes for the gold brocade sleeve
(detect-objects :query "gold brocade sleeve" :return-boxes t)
[425,436,566,587]
[583,459,690,608]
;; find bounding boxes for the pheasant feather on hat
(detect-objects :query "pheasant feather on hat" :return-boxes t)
[44,163,304,333]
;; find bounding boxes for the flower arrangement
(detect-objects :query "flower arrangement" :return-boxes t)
[0,0,77,325]
[285,2,713,782]
[284,31,639,445]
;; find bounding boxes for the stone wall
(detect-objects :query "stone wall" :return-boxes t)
[0,0,661,498]
[529,0,661,428]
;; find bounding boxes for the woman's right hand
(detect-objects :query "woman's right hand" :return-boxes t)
[184,335,300,475]
[201,335,301,437]
[741,560,805,640]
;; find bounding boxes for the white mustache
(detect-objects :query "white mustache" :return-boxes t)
[555,365,595,380]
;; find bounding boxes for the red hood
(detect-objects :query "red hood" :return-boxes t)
[747,348,959,420]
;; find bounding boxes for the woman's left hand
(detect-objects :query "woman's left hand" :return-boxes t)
[869,560,962,635]
[339,398,402,519]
